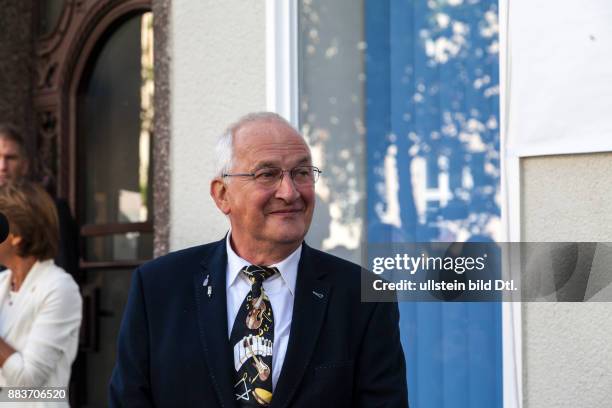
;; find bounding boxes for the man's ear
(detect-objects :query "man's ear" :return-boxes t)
[210,178,231,215]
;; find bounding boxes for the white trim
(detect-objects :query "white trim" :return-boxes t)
[508,142,612,158]
[503,157,522,243]
[265,0,299,126]
[502,301,523,408]
[500,0,520,243]
[500,0,523,407]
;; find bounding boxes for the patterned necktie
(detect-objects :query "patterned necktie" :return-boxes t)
[230,265,277,407]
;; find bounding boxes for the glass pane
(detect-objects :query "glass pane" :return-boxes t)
[85,232,153,262]
[78,12,154,226]
[299,0,365,265]
[83,268,133,407]
[38,0,65,36]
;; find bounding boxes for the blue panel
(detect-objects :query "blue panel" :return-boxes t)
[365,0,503,406]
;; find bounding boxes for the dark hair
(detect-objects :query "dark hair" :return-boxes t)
[0,124,26,156]
[0,181,59,260]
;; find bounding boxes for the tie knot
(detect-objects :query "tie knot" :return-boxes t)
[242,265,278,285]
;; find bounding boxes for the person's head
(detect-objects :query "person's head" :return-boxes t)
[0,124,29,186]
[0,181,59,262]
[210,112,317,258]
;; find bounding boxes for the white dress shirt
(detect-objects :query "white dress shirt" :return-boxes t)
[225,233,300,390]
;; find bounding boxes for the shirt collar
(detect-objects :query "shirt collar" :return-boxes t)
[225,231,301,296]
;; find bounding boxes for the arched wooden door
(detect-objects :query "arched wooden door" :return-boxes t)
[34,1,154,405]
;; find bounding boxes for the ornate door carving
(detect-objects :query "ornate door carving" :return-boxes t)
[34,0,151,204]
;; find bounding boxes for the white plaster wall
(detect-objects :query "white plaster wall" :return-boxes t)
[169,0,267,250]
[521,153,612,408]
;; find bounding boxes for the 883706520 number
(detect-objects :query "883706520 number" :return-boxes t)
[2,387,68,402]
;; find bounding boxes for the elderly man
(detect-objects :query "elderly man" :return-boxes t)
[110,112,408,407]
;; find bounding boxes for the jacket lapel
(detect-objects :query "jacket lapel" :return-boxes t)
[193,240,237,408]
[271,244,331,408]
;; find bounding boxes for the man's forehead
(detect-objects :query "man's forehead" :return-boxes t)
[233,120,310,154]
[232,136,310,172]
[0,137,23,155]
[251,156,312,169]
[235,119,301,140]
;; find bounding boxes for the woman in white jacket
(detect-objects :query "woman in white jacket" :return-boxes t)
[0,182,82,407]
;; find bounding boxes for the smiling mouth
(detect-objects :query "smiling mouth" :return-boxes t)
[269,209,303,215]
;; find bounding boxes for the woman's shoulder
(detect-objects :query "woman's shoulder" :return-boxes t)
[33,261,80,296]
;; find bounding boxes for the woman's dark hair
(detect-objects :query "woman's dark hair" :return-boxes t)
[0,181,59,259]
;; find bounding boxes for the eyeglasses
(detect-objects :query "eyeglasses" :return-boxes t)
[222,165,322,188]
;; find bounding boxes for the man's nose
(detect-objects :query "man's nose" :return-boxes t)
[274,172,300,202]
[0,158,7,170]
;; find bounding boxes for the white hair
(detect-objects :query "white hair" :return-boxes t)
[213,111,303,180]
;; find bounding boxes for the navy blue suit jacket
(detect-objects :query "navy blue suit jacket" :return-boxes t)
[109,239,408,407]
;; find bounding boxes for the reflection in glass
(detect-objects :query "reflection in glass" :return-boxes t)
[139,12,154,221]
[38,0,65,36]
[299,0,365,264]
[77,12,154,227]
[85,233,153,263]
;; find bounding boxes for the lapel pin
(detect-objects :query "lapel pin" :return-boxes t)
[312,290,324,299]
[203,274,212,298]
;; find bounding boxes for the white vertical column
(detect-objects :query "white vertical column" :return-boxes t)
[266,0,299,126]
[499,0,523,407]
